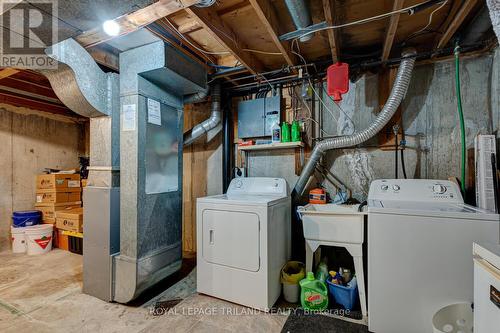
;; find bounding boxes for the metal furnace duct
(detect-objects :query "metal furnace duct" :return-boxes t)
[284,0,314,42]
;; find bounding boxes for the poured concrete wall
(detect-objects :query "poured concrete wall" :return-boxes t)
[246,49,500,201]
[0,108,85,251]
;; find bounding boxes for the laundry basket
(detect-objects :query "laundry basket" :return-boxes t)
[432,303,473,333]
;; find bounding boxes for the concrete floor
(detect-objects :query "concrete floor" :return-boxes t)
[0,249,288,333]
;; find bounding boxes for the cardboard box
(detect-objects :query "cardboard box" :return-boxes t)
[56,207,83,233]
[35,201,82,223]
[36,188,81,204]
[36,174,81,190]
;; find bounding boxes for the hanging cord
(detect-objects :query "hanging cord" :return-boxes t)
[400,143,408,179]
[393,124,399,179]
[454,41,467,193]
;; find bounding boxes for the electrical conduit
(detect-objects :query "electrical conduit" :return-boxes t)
[292,48,417,197]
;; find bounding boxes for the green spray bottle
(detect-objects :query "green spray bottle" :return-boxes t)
[300,272,329,311]
[291,120,301,142]
[281,122,291,142]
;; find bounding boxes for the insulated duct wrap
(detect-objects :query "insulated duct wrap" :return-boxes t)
[293,48,417,197]
[183,83,221,146]
[284,0,313,42]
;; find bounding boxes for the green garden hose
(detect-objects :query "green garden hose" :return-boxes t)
[454,42,466,193]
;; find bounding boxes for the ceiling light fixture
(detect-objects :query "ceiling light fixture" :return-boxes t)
[103,20,120,36]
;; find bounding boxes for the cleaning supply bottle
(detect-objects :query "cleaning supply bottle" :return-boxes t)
[315,261,329,282]
[300,272,329,311]
[271,121,280,143]
[281,121,291,142]
[291,120,301,142]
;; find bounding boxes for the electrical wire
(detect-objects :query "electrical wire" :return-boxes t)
[412,0,448,36]
[293,0,443,42]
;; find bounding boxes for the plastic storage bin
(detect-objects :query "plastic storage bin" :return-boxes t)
[327,277,358,310]
[12,210,41,227]
[69,235,83,255]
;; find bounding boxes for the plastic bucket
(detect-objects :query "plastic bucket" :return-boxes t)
[327,277,358,310]
[281,261,305,303]
[432,303,473,333]
[12,210,41,227]
[24,224,53,255]
[11,226,27,253]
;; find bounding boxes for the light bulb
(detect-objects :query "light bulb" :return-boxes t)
[102,20,120,36]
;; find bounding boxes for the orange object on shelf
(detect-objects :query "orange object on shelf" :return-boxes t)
[238,140,255,147]
[55,229,69,250]
[309,188,327,204]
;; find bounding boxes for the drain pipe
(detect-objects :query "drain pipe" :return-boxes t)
[292,48,417,197]
[184,83,221,146]
[284,0,313,42]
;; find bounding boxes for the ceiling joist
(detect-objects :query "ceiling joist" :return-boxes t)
[76,0,199,48]
[381,0,404,61]
[437,0,480,49]
[185,6,265,75]
[248,0,295,67]
[322,0,340,63]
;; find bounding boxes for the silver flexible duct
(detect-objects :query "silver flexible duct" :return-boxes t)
[184,88,209,104]
[293,48,417,197]
[183,83,221,146]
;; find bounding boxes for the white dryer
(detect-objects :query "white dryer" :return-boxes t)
[367,179,499,333]
[196,177,291,311]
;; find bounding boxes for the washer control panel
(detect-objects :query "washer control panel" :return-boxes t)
[227,177,288,196]
[368,179,463,203]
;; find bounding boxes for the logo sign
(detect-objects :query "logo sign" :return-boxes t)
[0,0,58,69]
[34,235,52,249]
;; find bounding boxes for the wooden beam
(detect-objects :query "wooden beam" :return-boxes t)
[248,0,295,67]
[186,6,265,74]
[381,0,404,61]
[178,20,202,34]
[87,45,119,71]
[75,0,199,48]
[0,68,19,80]
[436,0,479,49]
[322,0,340,63]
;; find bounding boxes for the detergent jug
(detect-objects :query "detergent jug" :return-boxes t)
[300,272,329,311]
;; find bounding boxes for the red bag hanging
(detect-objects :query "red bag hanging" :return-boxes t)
[326,62,349,102]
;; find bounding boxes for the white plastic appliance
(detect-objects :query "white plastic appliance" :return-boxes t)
[367,179,499,333]
[473,242,500,333]
[196,177,291,311]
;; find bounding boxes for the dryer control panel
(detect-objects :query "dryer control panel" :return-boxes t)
[368,179,463,203]
[227,177,288,197]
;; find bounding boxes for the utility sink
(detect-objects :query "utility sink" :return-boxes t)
[298,204,366,244]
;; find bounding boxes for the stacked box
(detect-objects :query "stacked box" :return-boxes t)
[35,173,82,248]
[56,207,83,233]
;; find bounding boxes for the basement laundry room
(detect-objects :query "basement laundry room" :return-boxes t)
[1,0,500,332]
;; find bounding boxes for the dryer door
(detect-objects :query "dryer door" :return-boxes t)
[202,209,260,272]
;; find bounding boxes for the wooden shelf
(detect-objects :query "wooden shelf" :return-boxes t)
[238,141,304,151]
[61,230,83,238]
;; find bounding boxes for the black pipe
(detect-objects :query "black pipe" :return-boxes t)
[222,94,232,192]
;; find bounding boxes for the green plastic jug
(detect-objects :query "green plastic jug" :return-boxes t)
[281,122,291,142]
[291,120,301,142]
[300,272,329,311]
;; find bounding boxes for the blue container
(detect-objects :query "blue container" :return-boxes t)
[12,210,41,227]
[326,277,358,310]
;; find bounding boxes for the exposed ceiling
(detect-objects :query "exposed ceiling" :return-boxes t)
[0,0,495,113]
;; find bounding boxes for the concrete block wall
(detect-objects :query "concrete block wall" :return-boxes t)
[0,108,86,251]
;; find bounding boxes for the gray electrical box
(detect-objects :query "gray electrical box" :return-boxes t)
[238,95,281,138]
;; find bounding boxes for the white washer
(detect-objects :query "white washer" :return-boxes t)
[196,177,291,311]
[367,179,499,333]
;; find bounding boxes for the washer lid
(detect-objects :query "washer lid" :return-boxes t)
[369,200,500,220]
[198,194,288,206]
